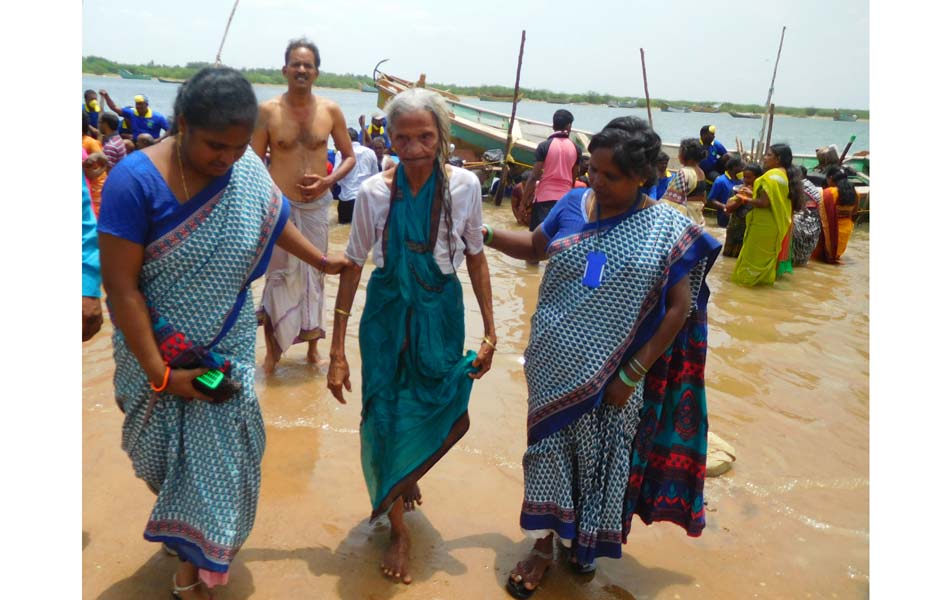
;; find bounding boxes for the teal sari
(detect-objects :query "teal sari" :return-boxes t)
[358,165,478,519]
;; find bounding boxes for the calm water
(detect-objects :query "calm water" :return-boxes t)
[82,74,869,155]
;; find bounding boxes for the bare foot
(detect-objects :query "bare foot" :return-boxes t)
[381,528,412,584]
[172,572,212,600]
[509,537,553,592]
[306,340,320,364]
[403,483,423,512]
[263,351,280,375]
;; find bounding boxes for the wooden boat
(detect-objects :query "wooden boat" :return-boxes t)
[833,111,858,122]
[375,70,592,167]
[691,104,720,113]
[729,111,761,119]
[361,83,377,93]
[118,69,152,80]
[661,105,690,113]
[158,77,185,84]
[479,94,523,103]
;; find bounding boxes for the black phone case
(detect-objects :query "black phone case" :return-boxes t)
[192,373,241,403]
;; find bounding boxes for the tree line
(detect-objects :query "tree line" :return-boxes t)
[82,56,869,119]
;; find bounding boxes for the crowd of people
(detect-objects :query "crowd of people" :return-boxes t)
[81,36,864,600]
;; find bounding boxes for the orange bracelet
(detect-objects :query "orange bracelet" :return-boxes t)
[150,365,171,393]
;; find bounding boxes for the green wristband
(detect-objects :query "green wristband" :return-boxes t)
[618,366,639,388]
[482,223,494,245]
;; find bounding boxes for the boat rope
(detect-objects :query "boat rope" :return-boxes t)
[214,0,241,67]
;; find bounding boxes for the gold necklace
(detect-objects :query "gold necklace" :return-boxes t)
[176,138,190,200]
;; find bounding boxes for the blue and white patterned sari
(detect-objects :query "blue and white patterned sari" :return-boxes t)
[520,192,720,564]
[110,150,288,576]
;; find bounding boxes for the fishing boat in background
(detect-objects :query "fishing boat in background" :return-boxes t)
[361,83,377,93]
[833,111,858,122]
[119,68,152,80]
[158,77,185,84]
[691,104,720,113]
[729,111,761,119]
[479,93,523,103]
[374,69,591,168]
[661,105,690,113]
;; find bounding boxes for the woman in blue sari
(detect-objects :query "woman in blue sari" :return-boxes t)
[327,88,497,585]
[98,68,350,600]
[482,117,720,598]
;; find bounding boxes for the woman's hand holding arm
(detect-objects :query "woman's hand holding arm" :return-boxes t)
[327,263,363,403]
[276,221,353,274]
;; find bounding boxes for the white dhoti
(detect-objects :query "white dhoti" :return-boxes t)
[258,192,331,353]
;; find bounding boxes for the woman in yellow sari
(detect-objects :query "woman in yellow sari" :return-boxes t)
[732,144,802,286]
[812,165,858,263]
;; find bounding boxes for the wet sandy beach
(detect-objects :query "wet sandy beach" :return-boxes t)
[82,203,869,599]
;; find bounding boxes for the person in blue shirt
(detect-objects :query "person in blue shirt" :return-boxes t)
[82,175,103,341]
[644,151,672,199]
[83,89,102,133]
[99,89,170,142]
[358,112,391,148]
[698,125,728,183]
[707,155,744,227]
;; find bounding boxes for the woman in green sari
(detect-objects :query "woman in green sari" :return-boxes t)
[327,88,497,585]
[732,143,803,286]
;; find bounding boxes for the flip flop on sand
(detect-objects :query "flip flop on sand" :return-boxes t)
[506,548,553,599]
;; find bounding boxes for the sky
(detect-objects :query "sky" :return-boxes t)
[82,0,869,109]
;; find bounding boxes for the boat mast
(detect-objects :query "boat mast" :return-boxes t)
[214,0,241,67]
[494,29,527,207]
[757,26,786,160]
[640,48,653,129]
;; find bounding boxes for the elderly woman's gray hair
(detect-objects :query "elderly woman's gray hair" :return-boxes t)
[383,88,453,166]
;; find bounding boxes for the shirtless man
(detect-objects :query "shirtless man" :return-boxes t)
[252,38,355,374]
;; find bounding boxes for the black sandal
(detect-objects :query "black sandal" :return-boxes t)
[505,549,552,599]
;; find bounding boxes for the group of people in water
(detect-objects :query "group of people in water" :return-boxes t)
[81,37,862,600]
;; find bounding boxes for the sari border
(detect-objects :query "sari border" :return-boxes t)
[144,189,227,262]
[526,224,706,442]
[145,519,237,571]
[369,411,471,521]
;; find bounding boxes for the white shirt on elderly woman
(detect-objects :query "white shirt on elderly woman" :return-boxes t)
[344,166,484,275]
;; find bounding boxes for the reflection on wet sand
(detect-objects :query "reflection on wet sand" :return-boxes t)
[82,203,868,599]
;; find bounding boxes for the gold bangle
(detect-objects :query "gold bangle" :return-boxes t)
[335,308,351,317]
[482,336,497,350]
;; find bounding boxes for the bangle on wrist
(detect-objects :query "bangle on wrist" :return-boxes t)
[335,308,351,317]
[630,357,648,375]
[618,366,640,388]
[482,224,494,245]
[150,365,171,393]
[481,336,496,350]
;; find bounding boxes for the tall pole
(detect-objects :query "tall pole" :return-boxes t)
[494,30,527,207]
[640,48,653,128]
[765,103,776,151]
[214,0,241,66]
[758,26,786,155]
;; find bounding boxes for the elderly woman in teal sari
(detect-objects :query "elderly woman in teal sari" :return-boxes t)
[482,117,720,598]
[98,68,351,600]
[327,88,496,585]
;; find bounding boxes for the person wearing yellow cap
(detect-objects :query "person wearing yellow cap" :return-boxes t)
[99,88,170,142]
[698,124,728,183]
[83,89,102,136]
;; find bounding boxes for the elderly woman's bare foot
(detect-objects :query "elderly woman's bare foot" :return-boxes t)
[381,526,412,584]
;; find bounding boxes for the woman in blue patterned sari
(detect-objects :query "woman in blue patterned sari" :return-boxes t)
[483,117,720,598]
[98,68,350,600]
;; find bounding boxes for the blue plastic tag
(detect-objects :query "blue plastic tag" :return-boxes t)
[583,251,607,288]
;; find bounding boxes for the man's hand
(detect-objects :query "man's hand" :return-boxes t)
[327,355,351,404]
[82,296,103,342]
[358,114,366,128]
[298,173,332,201]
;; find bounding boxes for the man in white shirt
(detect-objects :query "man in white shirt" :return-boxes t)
[335,128,380,224]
